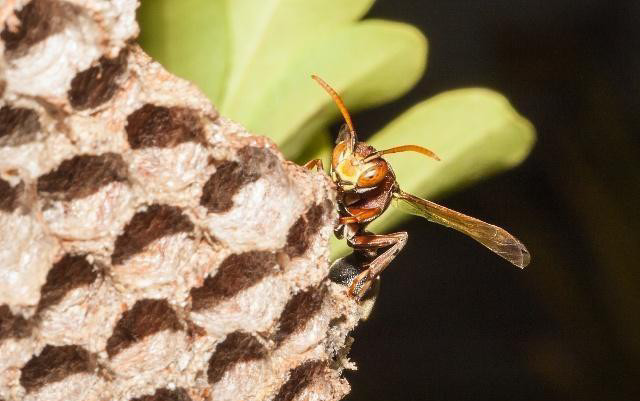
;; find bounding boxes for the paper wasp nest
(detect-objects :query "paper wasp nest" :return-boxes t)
[0,1,360,400]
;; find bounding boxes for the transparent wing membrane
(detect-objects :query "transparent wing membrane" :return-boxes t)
[337,123,356,150]
[393,190,530,268]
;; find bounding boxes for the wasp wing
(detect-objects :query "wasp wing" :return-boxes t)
[393,190,530,268]
[336,123,350,143]
[336,123,357,150]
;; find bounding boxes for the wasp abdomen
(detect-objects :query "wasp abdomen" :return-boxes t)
[328,252,376,297]
[329,252,380,317]
[328,254,361,286]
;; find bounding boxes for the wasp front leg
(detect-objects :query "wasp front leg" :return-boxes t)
[346,231,408,299]
[303,159,324,172]
[338,207,381,225]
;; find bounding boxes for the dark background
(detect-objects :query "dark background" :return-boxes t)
[346,1,640,401]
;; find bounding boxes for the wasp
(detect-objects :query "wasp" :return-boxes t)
[305,75,531,301]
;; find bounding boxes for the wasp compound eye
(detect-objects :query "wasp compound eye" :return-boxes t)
[331,141,349,169]
[356,161,387,188]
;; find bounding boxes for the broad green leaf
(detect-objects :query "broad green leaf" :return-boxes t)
[221,0,374,116]
[247,20,427,157]
[138,0,228,103]
[138,2,426,160]
[331,88,536,259]
[296,128,333,169]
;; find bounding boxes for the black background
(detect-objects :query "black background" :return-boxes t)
[345,1,640,401]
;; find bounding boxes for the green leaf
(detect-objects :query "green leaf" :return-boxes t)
[220,0,374,116]
[247,20,427,158]
[138,0,228,103]
[138,1,426,160]
[330,88,536,259]
[295,128,333,168]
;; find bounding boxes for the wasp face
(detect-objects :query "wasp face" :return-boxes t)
[331,141,388,193]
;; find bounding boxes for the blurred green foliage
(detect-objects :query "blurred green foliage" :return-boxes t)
[138,0,535,258]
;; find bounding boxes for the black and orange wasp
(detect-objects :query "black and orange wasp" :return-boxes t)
[305,75,530,300]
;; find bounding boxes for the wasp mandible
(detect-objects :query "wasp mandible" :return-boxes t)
[306,75,530,301]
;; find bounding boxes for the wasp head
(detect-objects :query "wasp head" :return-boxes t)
[331,139,389,193]
[311,74,439,194]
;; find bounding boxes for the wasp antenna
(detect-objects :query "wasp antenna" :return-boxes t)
[364,144,441,162]
[311,75,355,134]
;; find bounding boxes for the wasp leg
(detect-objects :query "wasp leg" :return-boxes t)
[304,159,324,172]
[338,207,381,225]
[329,251,380,316]
[346,232,408,299]
[359,276,381,320]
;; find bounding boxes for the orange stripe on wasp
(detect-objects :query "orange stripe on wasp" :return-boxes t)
[305,75,531,301]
